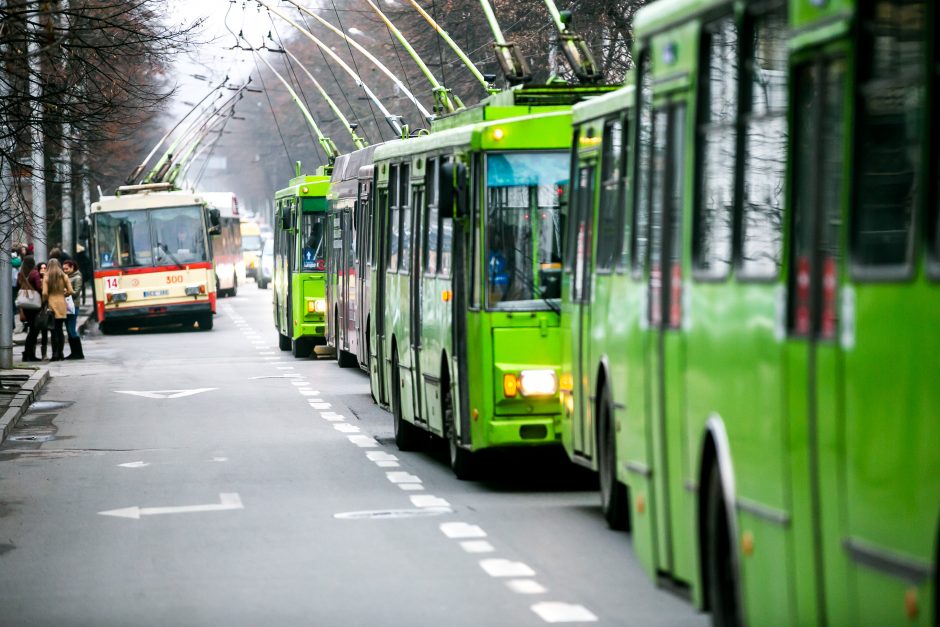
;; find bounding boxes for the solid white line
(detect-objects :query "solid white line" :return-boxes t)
[386,471,421,484]
[530,603,598,623]
[479,559,535,578]
[410,495,449,508]
[440,522,487,539]
[507,580,547,595]
[459,540,494,553]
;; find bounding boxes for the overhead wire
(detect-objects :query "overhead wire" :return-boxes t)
[322,0,386,141]
[266,12,321,151]
[383,20,423,125]
[250,48,295,173]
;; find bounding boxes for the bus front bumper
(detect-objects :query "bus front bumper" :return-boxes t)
[99,300,212,322]
[482,415,561,448]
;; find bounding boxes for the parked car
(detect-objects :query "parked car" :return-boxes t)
[258,237,273,289]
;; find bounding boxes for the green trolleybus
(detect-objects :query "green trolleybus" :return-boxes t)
[368,111,574,478]
[273,168,330,358]
[560,0,939,625]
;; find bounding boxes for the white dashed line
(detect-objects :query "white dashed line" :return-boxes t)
[347,435,378,448]
[290,381,309,386]
[310,402,331,408]
[333,423,361,433]
[440,522,487,539]
[319,413,344,422]
[459,540,495,553]
[507,580,547,595]
[410,495,449,508]
[276,366,294,370]
[386,472,421,484]
[258,351,275,355]
[366,451,397,462]
[479,559,535,578]
[375,460,399,467]
[299,390,321,396]
[530,602,598,623]
[398,483,424,491]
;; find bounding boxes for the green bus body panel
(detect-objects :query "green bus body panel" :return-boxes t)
[559,0,939,624]
[273,177,329,343]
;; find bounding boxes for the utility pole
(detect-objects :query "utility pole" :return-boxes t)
[28,8,47,261]
[0,0,15,368]
[59,2,73,254]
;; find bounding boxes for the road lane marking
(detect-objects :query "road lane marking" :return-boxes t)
[386,471,421,484]
[440,522,486,539]
[300,390,321,396]
[460,540,494,553]
[375,460,399,467]
[258,351,275,355]
[479,559,536,578]
[98,493,243,520]
[276,366,294,370]
[410,495,449,508]
[310,402,331,408]
[398,483,424,491]
[348,435,378,447]
[530,603,598,623]
[114,388,217,399]
[333,424,360,433]
[366,451,397,461]
[118,461,150,468]
[507,580,547,595]
[210,456,228,462]
[319,413,344,422]
[334,508,451,520]
[291,380,309,386]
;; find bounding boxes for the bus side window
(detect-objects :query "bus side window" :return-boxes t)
[617,112,633,271]
[564,129,581,273]
[852,0,924,276]
[388,165,400,272]
[597,118,623,271]
[739,5,788,279]
[470,156,482,307]
[693,15,738,280]
[400,164,412,273]
[424,158,439,275]
[632,53,653,277]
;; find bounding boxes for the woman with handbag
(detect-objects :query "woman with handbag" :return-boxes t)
[62,259,84,360]
[17,256,42,361]
[41,259,73,362]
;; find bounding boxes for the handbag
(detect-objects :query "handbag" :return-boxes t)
[15,288,41,310]
[36,306,54,332]
[65,294,76,315]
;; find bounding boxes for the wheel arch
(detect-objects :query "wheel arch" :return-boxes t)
[593,356,612,451]
[697,414,742,614]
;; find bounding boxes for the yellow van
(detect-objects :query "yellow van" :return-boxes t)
[240,220,263,280]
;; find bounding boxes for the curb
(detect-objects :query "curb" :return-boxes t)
[0,366,51,445]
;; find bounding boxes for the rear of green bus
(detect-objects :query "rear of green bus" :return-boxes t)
[273,174,330,358]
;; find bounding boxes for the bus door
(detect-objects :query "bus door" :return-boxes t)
[646,100,693,582]
[570,159,596,457]
[357,173,373,366]
[373,181,390,406]
[338,208,352,351]
[410,180,427,426]
[346,204,358,358]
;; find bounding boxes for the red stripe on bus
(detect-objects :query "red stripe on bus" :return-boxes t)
[94,261,213,278]
[209,292,217,313]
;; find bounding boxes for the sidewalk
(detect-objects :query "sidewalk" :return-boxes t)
[1,302,93,445]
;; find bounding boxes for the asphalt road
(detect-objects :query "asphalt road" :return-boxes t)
[0,282,709,627]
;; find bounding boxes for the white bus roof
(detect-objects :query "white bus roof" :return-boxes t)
[200,191,239,218]
[91,189,205,214]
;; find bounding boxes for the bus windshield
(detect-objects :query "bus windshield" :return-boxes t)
[485,152,568,310]
[95,205,207,268]
[300,212,327,270]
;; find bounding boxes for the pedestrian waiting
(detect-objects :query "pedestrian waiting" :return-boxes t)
[41,259,74,362]
[62,259,84,359]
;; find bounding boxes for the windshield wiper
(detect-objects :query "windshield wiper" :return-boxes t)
[157,242,185,270]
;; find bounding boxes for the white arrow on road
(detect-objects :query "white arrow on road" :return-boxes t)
[98,493,243,519]
[114,388,217,399]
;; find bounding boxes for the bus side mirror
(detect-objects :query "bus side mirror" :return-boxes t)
[78,219,90,241]
[208,208,221,235]
[440,161,469,219]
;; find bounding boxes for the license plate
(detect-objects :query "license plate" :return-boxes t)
[143,290,169,298]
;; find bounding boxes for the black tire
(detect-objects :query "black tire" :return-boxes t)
[98,321,111,335]
[392,349,422,451]
[598,385,630,530]
[292,338,309,359]
[705,463,742,627]
[443,371,477,480]
[278,333,291,351]
[336,325,357,368]
[199,313,213,331]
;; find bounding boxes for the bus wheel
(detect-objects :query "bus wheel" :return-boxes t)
[705,463,742,627]
[292,338,309,359]
[199,313,213,331]
[443,371,477,480]
[392,350,422,451]
[598,385,630,530]
[336,325,356,368]
[278,333,291,351]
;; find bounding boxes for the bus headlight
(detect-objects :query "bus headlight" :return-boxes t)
[519,370,557,397]
[306,298,326,314]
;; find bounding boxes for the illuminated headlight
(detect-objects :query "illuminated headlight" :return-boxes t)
[519,370,557,397]
[306,298,326,314]
[110,291,128,303]
[185,285,203,296]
